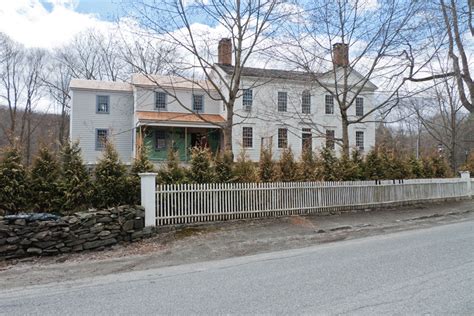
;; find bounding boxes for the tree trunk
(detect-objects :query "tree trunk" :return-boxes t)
[223,105,234,157]
[341,110,350,156]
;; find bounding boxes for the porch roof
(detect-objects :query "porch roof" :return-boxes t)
[136,111,225,128]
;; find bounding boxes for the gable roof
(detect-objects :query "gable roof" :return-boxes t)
[70,79,133,92]
[215,64,378,90]
[131,74,216,91]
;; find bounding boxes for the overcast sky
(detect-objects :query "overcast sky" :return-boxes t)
[0,0,123,48]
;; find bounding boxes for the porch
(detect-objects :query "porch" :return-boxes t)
[135,111,224,162]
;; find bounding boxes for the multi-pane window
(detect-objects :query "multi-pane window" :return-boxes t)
[242,89,253,111]
[302,128,312,150]
[96,95,110,113]
[356,131,364,152]
[192,94,204,112]
[155,92,167,110]
[356,97,364,116]
[96,129,108,150]
[155,131,167,150]
[278,92,287,112]
[326,129,335,150]
[325,95,334,114]
[242,127,253,148]
[302,90,311,114]
[278,128,288,148]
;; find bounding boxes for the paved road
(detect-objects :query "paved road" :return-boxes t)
[1,220,473,315]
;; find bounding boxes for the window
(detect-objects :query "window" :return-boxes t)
[155,92,167,110]
[96,95,109,114]
[356,97,364,116]
[325,95,334,114]
[356,131,364,152]
[155,131,167,150]
[326,129,335,150]
[278,92,287,112]
[302,90,311,114]
[242,89,253,111]
[192,94,204,112]
[242,127,253,148]
[302,128,312,151]
[96,129,108,150]
[278,128,288,148]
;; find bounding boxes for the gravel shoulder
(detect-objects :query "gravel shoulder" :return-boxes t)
[1,199,473,290]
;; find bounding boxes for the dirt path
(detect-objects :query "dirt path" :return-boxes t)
[1,199,473,289]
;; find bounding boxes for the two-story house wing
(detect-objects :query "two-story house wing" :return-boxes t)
[70,38,376,165]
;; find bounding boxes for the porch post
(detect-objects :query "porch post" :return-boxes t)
[460,171,471,198]
[185,127,188,161]
[139,172,158,227]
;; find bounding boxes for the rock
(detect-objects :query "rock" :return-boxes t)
[0,244,18,253]
[33,241,57,249]
[78,233,96,240]
[97,216,113,223]
[131,231,144,240]
[66,239,85,247]
[135,209,145,218]
[134,218,144,230]
[82,218,97,227]
[97,210,111,216]
[59,247,72,253]
[122,220,134,232]
[97,230,111,238]
[90,224,104,233]
[0,238,6,245]
[33,230,50,240]
[83,238,117,250]
[26,247,42,255]
[55,243,65,249]
[43,248,59,255]
[72,245,83,252]
[6,236,20,244]
[20,239,32,246]
[14,219,26,226]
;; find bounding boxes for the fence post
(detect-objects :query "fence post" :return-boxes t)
[139,173,157,227]
[459,171,471,198]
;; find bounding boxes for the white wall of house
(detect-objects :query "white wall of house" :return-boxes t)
[231,76,376,161]
[134,86,222,114]
[70,88,134,164]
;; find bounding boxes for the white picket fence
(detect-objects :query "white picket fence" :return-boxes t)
[141,176,472,226]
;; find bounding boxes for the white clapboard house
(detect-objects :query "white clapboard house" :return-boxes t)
[70,38,376,165]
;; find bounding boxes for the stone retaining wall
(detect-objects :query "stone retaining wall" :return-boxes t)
[0,206,153,259]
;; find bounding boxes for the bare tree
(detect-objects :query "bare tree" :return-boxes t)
[126,0,286,153]
[269,0,438,155]
[408,0,473,113]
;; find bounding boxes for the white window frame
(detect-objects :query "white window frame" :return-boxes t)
[278,91,287,112]
[302,90,311,114]
[356,97,364,117]
[96,95,110,114]
[278,128,288,148]
[326,129,335,150]
[325,95,334,115]
[155,92,167,110]
[242,89,253,111]
[242,127,253,148]
[192,94,204,113]
[95,129,109,151]
[356,131,365,152]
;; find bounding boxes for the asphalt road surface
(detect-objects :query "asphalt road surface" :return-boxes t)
[1,220,473,315]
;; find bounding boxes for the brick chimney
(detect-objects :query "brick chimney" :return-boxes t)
[218,38,232,65]
[332,43,349,67]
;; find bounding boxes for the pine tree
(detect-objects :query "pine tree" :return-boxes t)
[335,153,358,181]
[0,146,29,214]
[215,150,234,183]
[157,148,188,184]
[319,146,338,181]
[58,141,92,214]
[93,142,128,208]
[350,149,365,180]
[259,145,275,182]
[233,151,258,182]
[188,147,215,183]
[298,146,318,181]
[30,146,61,213]
[421,156,435,178]
[461,151,474,174]
[127,145,155,205]
[275,147,298,182]
[364,148,384,180]
[430,155,452,178]
[407,155,424,178]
